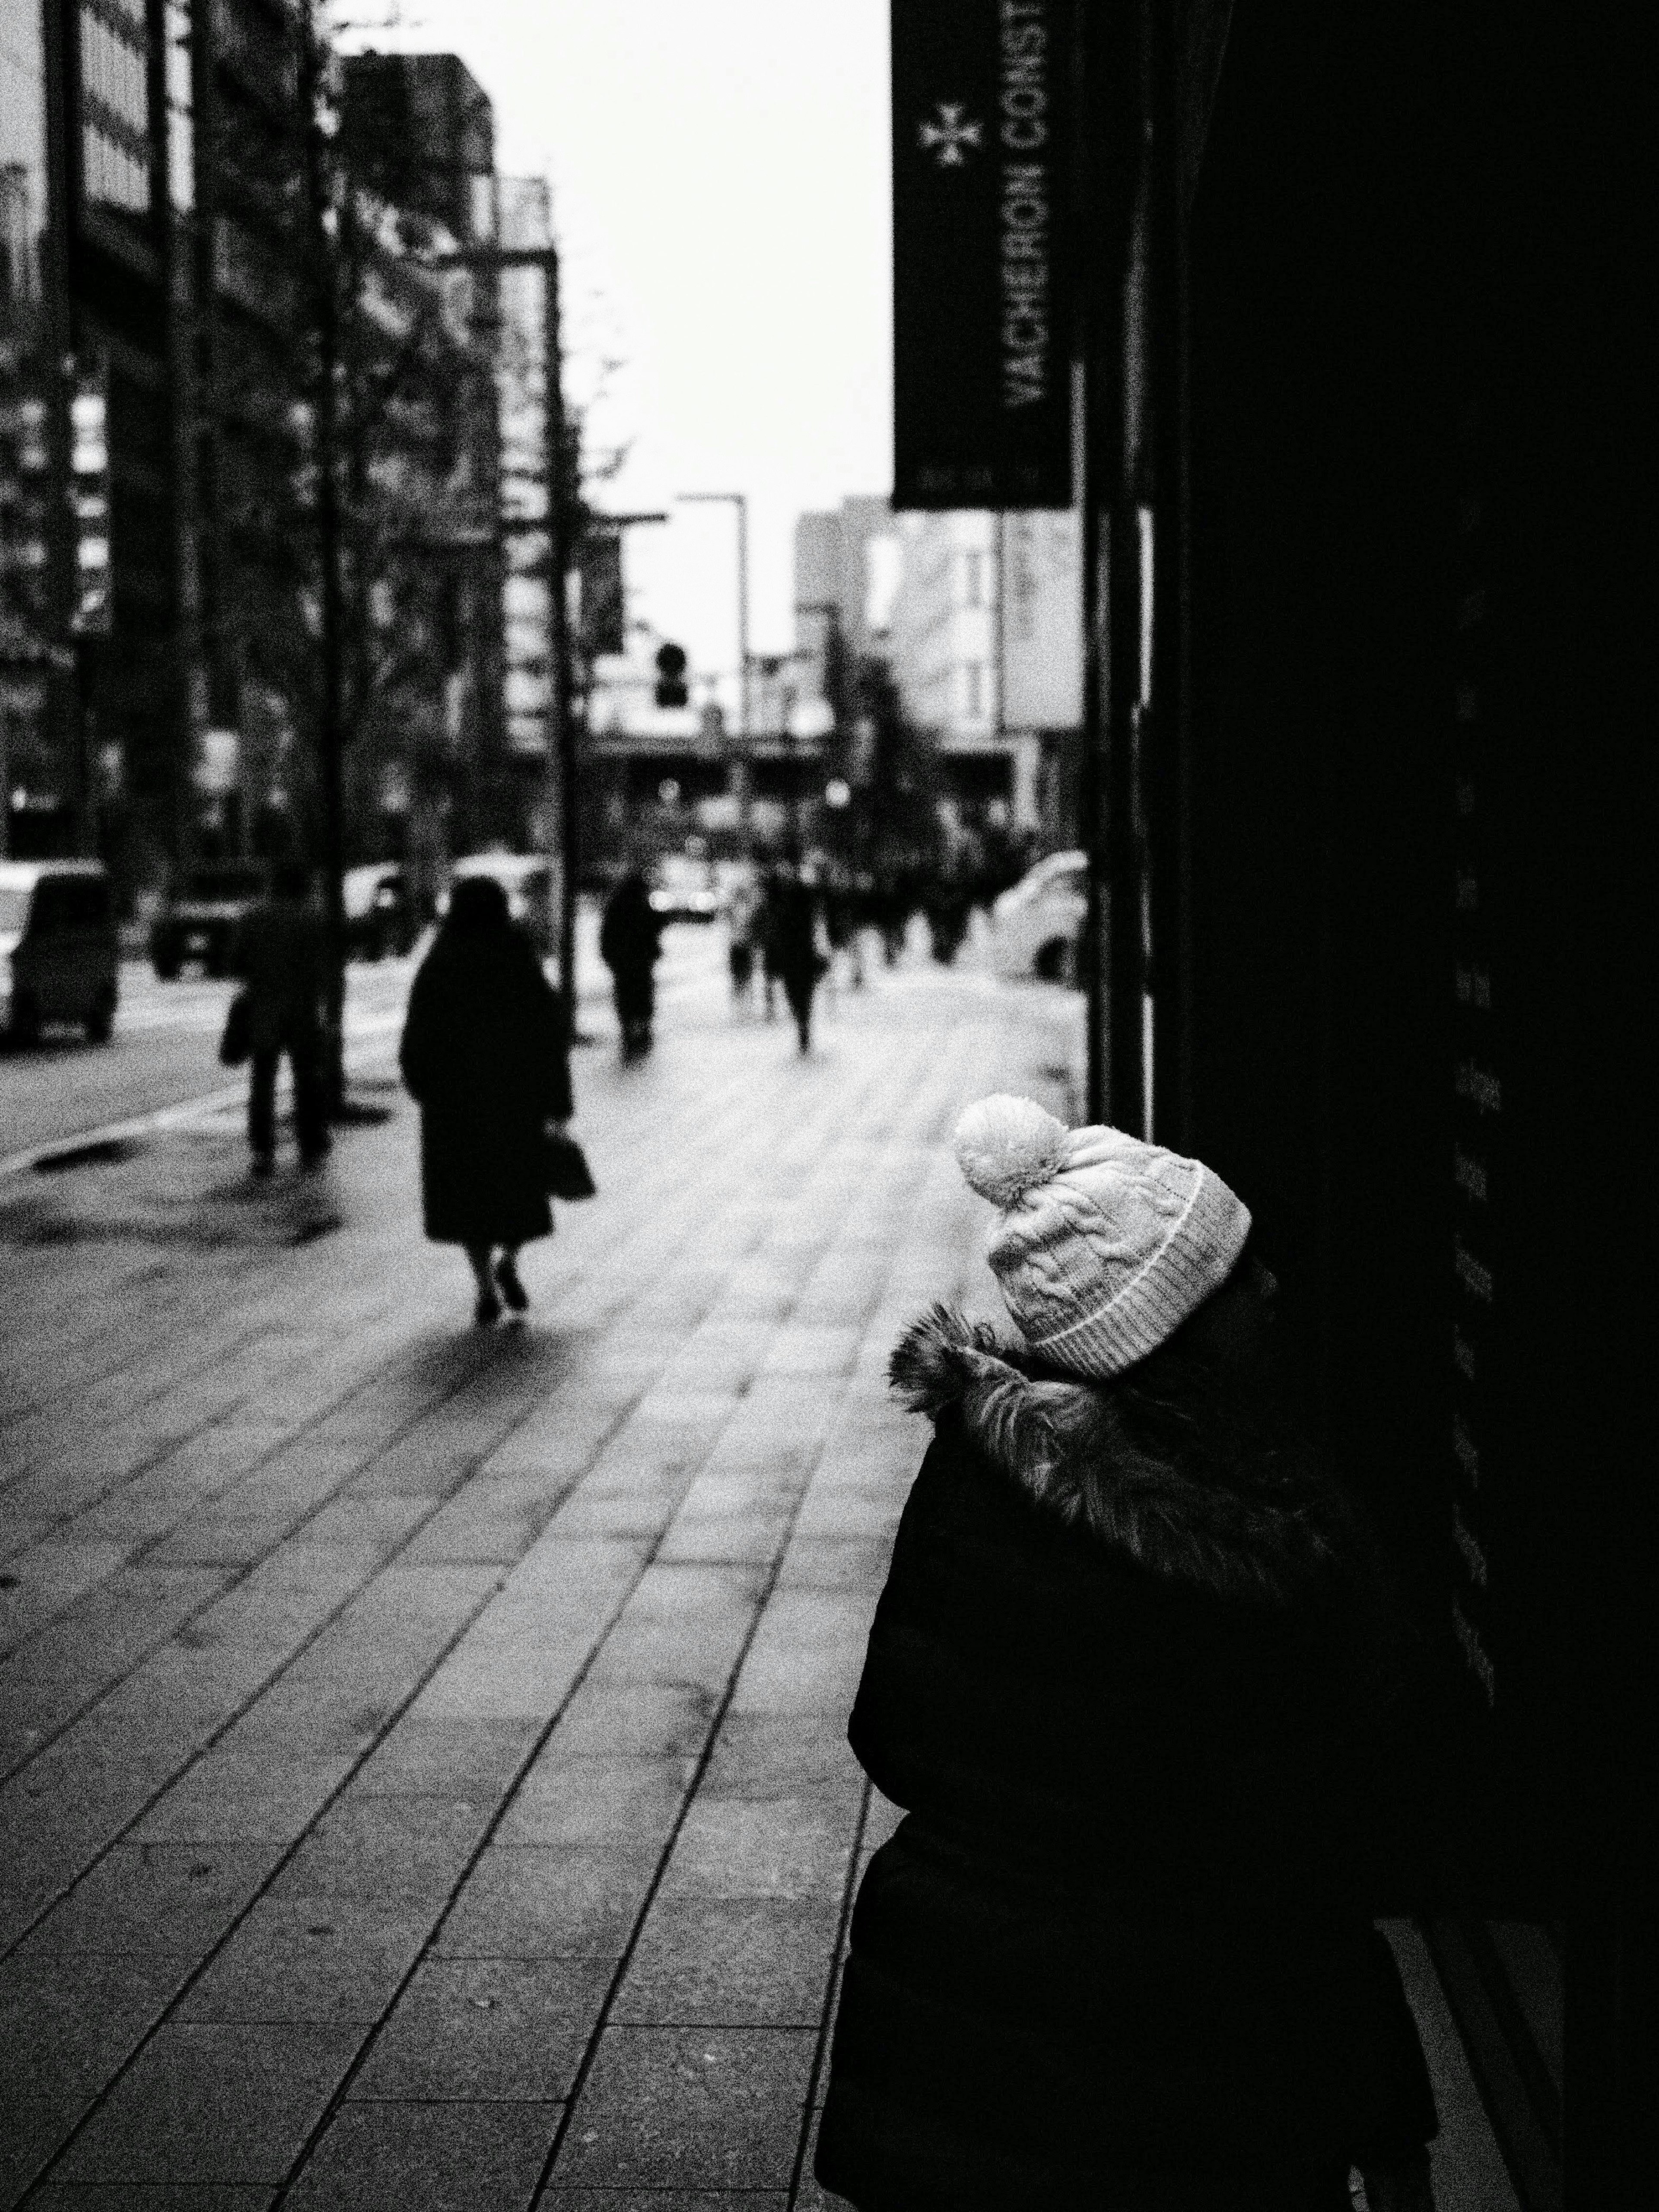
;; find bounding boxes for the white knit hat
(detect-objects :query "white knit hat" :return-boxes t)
[953,1094,1252,1378]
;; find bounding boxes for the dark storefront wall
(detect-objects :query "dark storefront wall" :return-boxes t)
[1182,6,1652,2206]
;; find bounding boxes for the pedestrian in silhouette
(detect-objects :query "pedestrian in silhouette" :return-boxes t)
[817,1095,1439,2212]
[760,852,824,1053]
[232,857,330,1176]
[399,875,572,1326]
[725,864,763,1005]
[599,867,663,1059]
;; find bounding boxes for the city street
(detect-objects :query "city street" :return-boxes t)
[0,910,721,1169]
[0,931,1512,2212]
[1,934,1085,2208]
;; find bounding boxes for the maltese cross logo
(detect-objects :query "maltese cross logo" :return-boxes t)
[918,102,983,168]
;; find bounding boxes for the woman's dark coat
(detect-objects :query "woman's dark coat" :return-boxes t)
[399,918,572,1247]
[815,1306,1437,2212]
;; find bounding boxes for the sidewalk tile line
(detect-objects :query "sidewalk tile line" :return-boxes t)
[274,1053,950,2205]
[0,1322,545,1961]
[3,973,1043,2199]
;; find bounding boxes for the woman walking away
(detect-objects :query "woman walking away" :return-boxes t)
[399,876,572,1326]
[816,1095,1439,2212]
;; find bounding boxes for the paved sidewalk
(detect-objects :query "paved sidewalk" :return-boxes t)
[0,958,1081,2209]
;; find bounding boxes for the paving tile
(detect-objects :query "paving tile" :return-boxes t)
[494,1756,694,1850]
[552,1681,721,1761]
[130,1753,357,1847]
[728,1589,877,1716]
[348,1955,612,2100]
[30,2189,276,2209]
[434,1847,658,1961]
[32,1844,276,1957]
[700,1715,862,1802]
[0,1951,193,2209]
[612,1897,844,2026]
[657,1796,858,1905]
[285,2100,560,2211]
[541,2195,788,2212]
[0,1541,131,1655]
[268,1792,497,1907]
[178,1894,435,2025]
[51,2022,362,2186]
[6,1569,232,1694]
[350,1715,540,1797]
[552,2027,815,2190]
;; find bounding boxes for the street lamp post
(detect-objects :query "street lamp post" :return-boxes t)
[675,492,749,856]
[432,240,577,1014]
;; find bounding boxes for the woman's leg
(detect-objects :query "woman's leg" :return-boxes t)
[466,1244,500,1324]
[494,1244,529,1313]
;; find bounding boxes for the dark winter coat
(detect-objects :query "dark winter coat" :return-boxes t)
[398,918,571,1247]
[599,875,663,981]
[233,896,327,1054]
[761,875,820,982]
[815,1306,1437,2212]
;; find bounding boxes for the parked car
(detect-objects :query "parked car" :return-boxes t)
[0,859,119,1044]
[648,853,721,924]
[149,859,272,979]
[343,863,416,960]
[989,849,1087,982]
[442,853,556,958]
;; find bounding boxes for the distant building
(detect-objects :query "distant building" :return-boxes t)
[794,499,1083,841]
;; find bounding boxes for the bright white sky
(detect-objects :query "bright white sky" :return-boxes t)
[343,0,893,693]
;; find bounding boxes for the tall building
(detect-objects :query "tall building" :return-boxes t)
[337,52,509,879]
[1,0,187,873]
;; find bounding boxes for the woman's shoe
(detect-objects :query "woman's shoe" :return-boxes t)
[474,1288,502,1327]
[495,1255,529,1313]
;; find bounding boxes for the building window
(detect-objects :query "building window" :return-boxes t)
[78,0,151,218]
[165,0,193,212]
[79,3,149,135]
[82,122,149,213]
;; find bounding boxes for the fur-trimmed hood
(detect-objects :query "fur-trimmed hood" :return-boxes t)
[890,1304,1361,1610]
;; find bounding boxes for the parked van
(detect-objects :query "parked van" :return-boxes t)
[0,860,119,1044]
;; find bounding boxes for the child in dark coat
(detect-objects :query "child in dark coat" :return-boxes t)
[816,1095,1438,2212]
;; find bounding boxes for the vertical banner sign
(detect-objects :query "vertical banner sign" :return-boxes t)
[892,0,1074,510]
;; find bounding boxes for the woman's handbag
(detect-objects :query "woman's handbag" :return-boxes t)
[543,1127,596,1201]
[218,990,252,1068]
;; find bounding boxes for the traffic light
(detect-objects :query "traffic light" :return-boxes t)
[654,640,688,709]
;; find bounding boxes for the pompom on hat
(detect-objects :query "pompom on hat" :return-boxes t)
[952,1095,1252,1378]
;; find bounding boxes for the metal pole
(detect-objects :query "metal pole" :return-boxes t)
[301,0,347,1113]
[539,247,578,1017]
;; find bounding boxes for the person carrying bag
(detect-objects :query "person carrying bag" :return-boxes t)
[399,876,575,1326]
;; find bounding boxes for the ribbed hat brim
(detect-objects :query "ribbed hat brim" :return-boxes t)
[1022,1166,1252,1376]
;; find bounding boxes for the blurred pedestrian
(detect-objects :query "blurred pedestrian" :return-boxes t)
[232,857,329,1177]
[823,868,865,990]
[873,866,914,967]
[399,876,572,1327]
[922,855,974,965]
[761,852,826,1053]
[599,867,664,1059]
[817,1095,1439,2212]
[725,864,763,1005]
